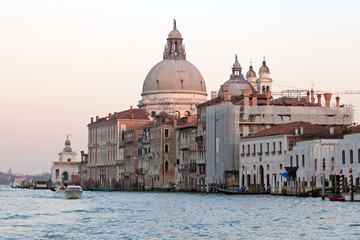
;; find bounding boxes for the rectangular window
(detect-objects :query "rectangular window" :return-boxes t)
[290,156,293,167]
[323,158,326,171]
[165,129,169,138]
[302,154,305,167]
[56,169,59,179]
[358,149,360,163]
[315,159,317,171]
[350,150,354,164]
[342,150,346,164]
[253,144,256,156]
[279,142,282,153]
[296,155,299,167]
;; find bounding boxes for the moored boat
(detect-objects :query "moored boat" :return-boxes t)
[215,188,245,195]
[85,187,110,191]
[65,186,83,199]
[328,193,345,201]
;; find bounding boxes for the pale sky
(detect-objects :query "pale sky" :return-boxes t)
[1,0,360,175]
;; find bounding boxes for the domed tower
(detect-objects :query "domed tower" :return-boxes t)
[245,62,257,90]
[256,58,273,93]
[218,55,255,97]
[138,20,207,117]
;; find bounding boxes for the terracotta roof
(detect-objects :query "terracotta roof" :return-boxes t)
[241,121,343,139]
[176,119,198,129]
[53,162,79,166]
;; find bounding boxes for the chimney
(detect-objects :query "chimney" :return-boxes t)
[336,96,340,107]
[243,89,251,106]
[311,89,315,104]
[252,91,258,106]
[317,94,322,106]
[108,113,112,119]
[265,91,271,106]
[211,91,217,100]
[307,91,310,102]
[221,85,231,102]
[323,93,332,107]
[96,116,99,121]
[173,119,177,128]
[130,106,133,110]
[114,112,118,118]
[91,117,94,123]
[81,151,84,162]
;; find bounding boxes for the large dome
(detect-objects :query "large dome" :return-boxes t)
[142,59,206,94]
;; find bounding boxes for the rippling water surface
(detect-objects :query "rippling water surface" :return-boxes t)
[1,186,360,239]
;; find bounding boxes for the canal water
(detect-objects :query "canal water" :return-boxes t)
[1,186,360,239]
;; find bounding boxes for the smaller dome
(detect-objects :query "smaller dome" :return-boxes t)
[65,139,71,145]
[246,65,256,78]
[168,29,182,39]
[259,60,270,74]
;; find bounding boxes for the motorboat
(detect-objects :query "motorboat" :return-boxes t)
[328,193,345,201]
[65,186,83,199]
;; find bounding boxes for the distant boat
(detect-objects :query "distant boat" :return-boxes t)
[65,186,83,199]
[50,186,66,193]
[85,187,110,191]
[215,188,245,195]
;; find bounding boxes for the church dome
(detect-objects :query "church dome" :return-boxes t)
[168,29,182,39]
[218,55,254,96]
[259,60,270,74]
[218,79,255,96]
[142,59,206,94]
[246,65,257,78]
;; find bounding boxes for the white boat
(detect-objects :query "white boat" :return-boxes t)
[65,186,83,199]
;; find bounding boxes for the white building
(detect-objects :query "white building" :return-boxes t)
[51,138,79,184]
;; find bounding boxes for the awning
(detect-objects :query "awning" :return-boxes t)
[281,172,290,181]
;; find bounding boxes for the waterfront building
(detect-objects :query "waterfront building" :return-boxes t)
[175,115,198,190]
[199,57,353,189]
[292,127,360,191]
[87,107,150,188]
[138,20,207,117]
[238,121,343,191]
[51,138,79,185]
[78,151,88,188]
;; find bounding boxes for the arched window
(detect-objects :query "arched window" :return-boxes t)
[62,172,68,181]
[151,111,156,117]
[266,86,270,92]
[184,111,190,117]
[262,86,266,93]
[350,150,354,164]
[342,150,346,164]
[164,144,169,153]
[175,111,180,119]
[165,160,169,173]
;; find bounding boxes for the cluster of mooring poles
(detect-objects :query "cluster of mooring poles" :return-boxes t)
[325,168,354,201]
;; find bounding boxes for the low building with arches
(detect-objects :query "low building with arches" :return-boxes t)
[51,138,79,185]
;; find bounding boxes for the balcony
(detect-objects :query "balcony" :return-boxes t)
[196,158,206,165]
[180,163,190,170]
[115,160,124,165]
[240,153,245,157]
[257,152,262,156]
[136,168,144,174]
[180,144,190,150]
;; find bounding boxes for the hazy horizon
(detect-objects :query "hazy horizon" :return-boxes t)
[1,0,360,175]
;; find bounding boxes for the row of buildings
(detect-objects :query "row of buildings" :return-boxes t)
[50,21,359,193]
